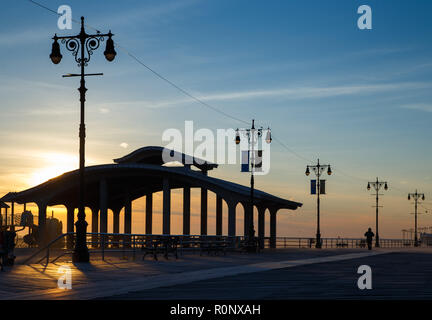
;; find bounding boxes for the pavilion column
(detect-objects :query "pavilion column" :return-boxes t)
[90,207,99,248]
[200,188,208,235]
[162,177,171,235]
[183,187,190,235]
[270,208,278,249]
[242,202,251,237]
[145,193,153,234]
[91,207,99,233]
[99,179,108,234]
[113,208,120,234]
[227,200,237,237]
[113,207,120,248]
[11,201,14,231]
[124,197,132,234]
[37,202,47,247]
[258,206,266,249]
[216,195,223,236]
[66,206,75,249]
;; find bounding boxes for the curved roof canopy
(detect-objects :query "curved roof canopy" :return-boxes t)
[114,146,218,171]
[0,201,9,209]
[1,147,302,212]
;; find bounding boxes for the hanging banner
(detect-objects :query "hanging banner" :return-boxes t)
[320,180,326,194]
[251,150,263,172]
[311,179,317,194]
[241,150,249,172]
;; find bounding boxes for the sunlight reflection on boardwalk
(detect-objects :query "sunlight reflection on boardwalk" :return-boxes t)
[0,249,398,300]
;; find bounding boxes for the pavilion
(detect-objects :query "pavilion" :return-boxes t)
[0,146,302,248]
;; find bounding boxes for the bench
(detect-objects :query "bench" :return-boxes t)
[199,240,230,256]
[141,237,178,260]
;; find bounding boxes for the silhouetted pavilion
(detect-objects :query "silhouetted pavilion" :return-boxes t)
[1,146,302,247]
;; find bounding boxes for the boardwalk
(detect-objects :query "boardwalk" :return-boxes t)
[0,248,431,299]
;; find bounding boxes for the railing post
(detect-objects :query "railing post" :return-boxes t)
[102,235,105,261]
[132,236,136,260]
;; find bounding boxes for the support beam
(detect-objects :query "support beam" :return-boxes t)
[113,208,120,234]
[228,200,236,237]
[66,206,75,249]
[258,206,266,249]
[90,207,99,248]
[91,207,99,234]
[145,193,153,234]
[37,202,47,247]
[183,187,190,235]
[163,177,171,235]
[242,202,251,237]
[124,197,132,234]
[200,188,208,235]
[99,179,108,234]
[113,207,120,248]
[270,208,278,248]
[216,195,223,236]
[11,201,14,230]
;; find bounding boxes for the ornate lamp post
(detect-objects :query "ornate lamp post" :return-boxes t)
[50,16,116,262]
[235,120,272,250]
[305,159,332,249]
[367,178,388,247]
[408,190,425,247]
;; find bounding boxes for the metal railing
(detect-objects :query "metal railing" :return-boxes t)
[21,233,427,265]
[264,237,418,249]
[21,233,246,265]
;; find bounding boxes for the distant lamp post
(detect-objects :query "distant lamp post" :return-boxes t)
[408,190,425,247]
[50,16,116,262]
[305,159,332,249]
[366,178,388,248]
[235,120,271,250]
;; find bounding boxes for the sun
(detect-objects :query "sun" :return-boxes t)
[29,153,78,186]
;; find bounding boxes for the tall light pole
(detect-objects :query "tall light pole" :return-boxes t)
[50,17,116,262]
[408,190,425,247]
[367,177,388,247]
[305,159,332,249]
[235,120,272,249]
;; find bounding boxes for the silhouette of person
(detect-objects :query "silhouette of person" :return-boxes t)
[364,227,375,250]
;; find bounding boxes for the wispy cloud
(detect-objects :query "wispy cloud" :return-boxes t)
[96,81,432,109]
[94,0,200,28]
[0,28,49,46]
[400,103,432,113]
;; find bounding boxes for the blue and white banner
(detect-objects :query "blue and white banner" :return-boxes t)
[311,180,317,194]
[241,150,249,172]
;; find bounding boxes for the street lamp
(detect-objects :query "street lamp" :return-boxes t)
[50,16,116,262]
[235,120,271,250]
[408,190,425,247]
[366,177,388,247]
[305,159,332,249]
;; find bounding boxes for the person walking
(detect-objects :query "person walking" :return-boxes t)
[364,227,375,250]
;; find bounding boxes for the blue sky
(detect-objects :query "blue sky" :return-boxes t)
[1,0,432,237]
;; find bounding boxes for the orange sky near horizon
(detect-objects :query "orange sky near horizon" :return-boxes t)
[1,149,427,240]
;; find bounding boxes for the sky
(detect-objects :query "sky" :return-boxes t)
[0,0,432,239]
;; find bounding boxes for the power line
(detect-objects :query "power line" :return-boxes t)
[21,0,429,199]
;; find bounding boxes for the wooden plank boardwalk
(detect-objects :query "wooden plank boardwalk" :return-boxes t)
[2,248,429,300]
